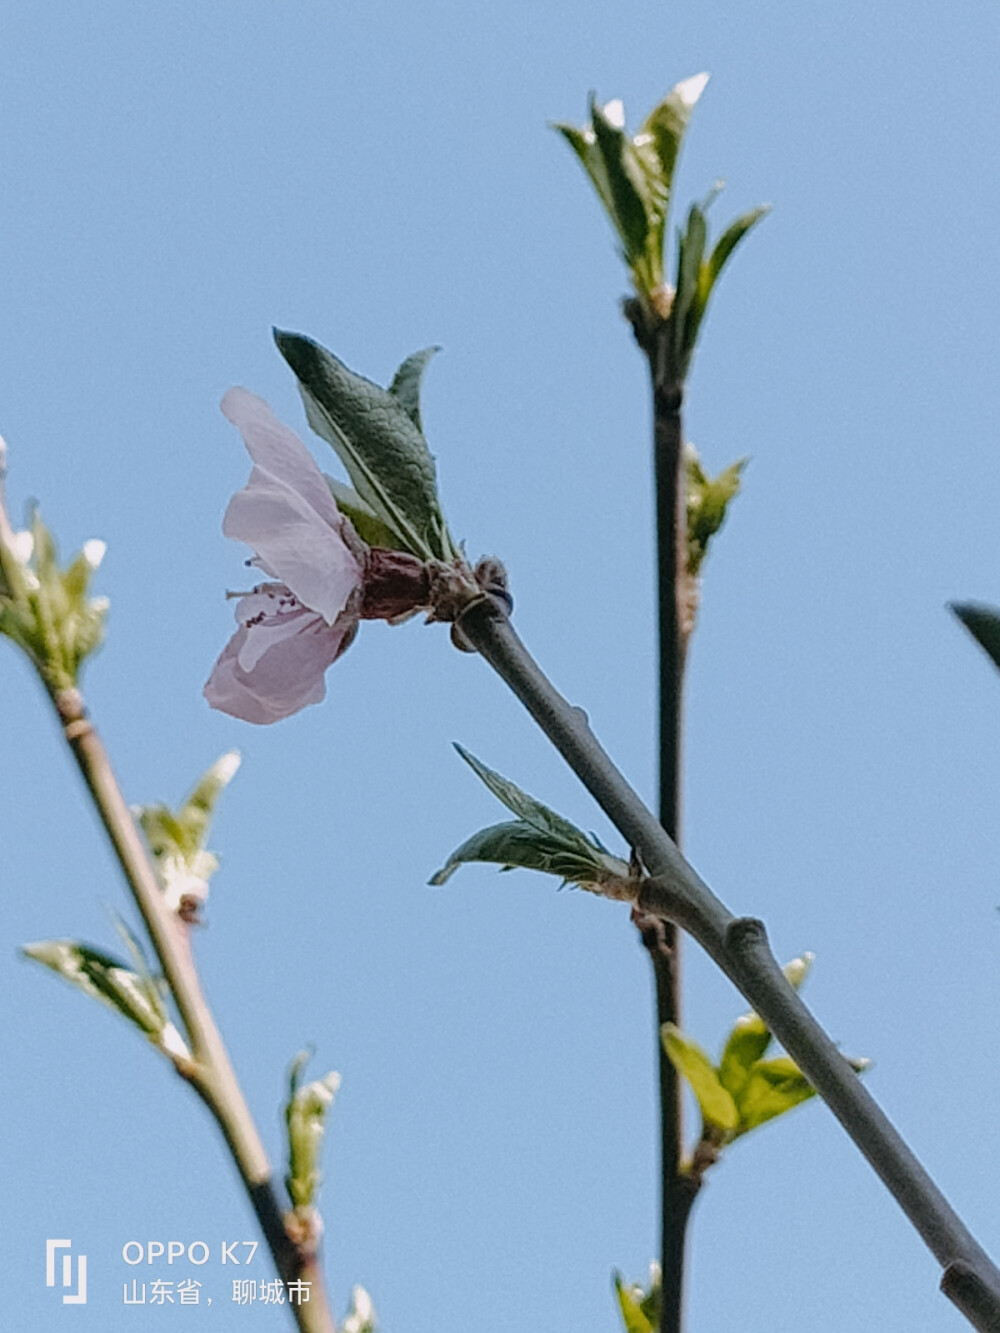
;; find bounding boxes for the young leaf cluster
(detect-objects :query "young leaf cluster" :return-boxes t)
[613,1266,660,1333]
[685,444,747,577]
[342,1286,378,1333]
[135,751,241,916]
[555,77,768,387]
[430,745,635,899]
[663,955,868,1150]
[274,331,458,564]
[285,1049,341,1213]
[554,76,708,309]
[0,509,107,691]
[21,753,244,1064]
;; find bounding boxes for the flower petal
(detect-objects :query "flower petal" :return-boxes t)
[221,388,341,522]
[220,389,364,624]
[204,585,357,724]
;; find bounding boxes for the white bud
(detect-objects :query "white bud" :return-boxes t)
[10,530,33,565]
[211,750,242,785]
[343,1286,376,1333]
[602,98,626,129]
[674,72,710,109]
[82,539,106,569]
[160,858,211,914]
[298,1071,341,1115]
[782,952,815,989]
[160,1022,192,1063]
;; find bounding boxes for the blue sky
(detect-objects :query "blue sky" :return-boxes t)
[3,2,1000,1329]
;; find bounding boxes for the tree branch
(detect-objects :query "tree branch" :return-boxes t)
[45,685,337,1333]
[646,337,689,1333]
[456,596,1000,1331]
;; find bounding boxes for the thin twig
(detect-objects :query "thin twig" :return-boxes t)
[45,685,337,1333]
[457,595,1000,1332]
[646,336,690,1333]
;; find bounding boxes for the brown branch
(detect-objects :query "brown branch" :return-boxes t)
[46,684,337,1333]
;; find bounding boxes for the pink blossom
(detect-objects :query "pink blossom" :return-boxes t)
[204,389,365,724]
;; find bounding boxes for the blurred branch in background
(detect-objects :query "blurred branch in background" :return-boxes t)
[0,446,341,1333]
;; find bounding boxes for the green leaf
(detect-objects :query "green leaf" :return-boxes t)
[662,1023,739,1131]
[23,939,166,1039]
[274,330,455,562]
[638,73,709,205]
[436,746,633,896]
[178,751,241,852]
[717,1012,772,1100]
[613,1272,656,1333]
[634,72,710,268]
[429,819,630,892]
[69,600,107,670]
[637,1278,660,1331]
[588,99,652,268]
[718,953,813,1098]
[109,910,169,1029]
[62,551,91,605]
[388,347,440,432]
[672,204,708,373]
[951,602,1000,674]
[453,744,593,842]
[552,123,618,225]
[326,479,401,550]
[703,204,770,300]
[663,196,769,387]
[735,1055,815,1132]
